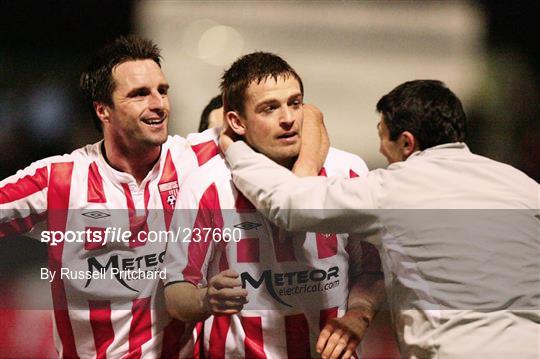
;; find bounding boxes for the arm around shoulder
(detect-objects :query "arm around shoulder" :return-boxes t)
[226,141,378,233]
[292,104,329,177]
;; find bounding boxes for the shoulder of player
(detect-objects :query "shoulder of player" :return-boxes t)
[179,155,229,194]
[29,142,101,169]
[176,155,235,210]
[162,133,217,151]
[324,147,364,164]
[185,127,220,146]
[0,141,104,186]
[323,147,369,177]
[159,135,189,157]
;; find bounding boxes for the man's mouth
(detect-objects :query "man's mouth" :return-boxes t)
[278,132,297,139]
[277,131,298,143]
[142,117,166,127]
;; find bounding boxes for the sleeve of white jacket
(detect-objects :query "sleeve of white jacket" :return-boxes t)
[225,141,380,234]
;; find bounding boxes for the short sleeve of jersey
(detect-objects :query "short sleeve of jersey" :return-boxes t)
[164,185,209,287]
[163,160,224,287]
[185,128,220,168]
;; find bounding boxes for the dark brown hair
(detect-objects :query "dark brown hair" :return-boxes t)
[80,35,162,132]
[220,52,303,115]
[376,80,467,150]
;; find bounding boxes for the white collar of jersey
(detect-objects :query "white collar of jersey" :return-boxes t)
[97,140,161,189]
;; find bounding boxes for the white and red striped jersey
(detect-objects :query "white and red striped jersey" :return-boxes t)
[0,128,219,358]
[165,148,381,358]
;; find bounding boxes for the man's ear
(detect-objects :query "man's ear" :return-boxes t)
[398,131,419,159]
[226,111,246,136]
[94,102,111,125]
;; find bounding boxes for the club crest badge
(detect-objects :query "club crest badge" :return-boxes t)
[159,181,179,209]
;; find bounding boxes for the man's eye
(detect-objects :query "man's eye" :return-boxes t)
[264,106,276,113]
[131,89,149,97]
[159,87,169,95]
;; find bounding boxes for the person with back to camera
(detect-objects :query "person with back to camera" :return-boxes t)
[220,79,540,358]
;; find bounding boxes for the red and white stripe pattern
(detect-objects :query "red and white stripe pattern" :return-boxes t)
[166,147,375,358]
[0,162,49,237]
[0,129,219,358]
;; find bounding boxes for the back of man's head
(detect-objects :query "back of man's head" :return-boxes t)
[220,51,303,115]
[376,80,467,150]
[80,35,162,132]
[199,94,223,132]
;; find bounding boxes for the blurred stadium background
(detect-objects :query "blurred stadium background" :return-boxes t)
[1,1,538,357]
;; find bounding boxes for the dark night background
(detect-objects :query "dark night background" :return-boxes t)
[1,0,538,309]
[0,1,538,356]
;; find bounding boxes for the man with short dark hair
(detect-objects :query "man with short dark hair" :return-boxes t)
[0,34,222,357]
[1,36,327,357]
[375,80,467,162]
[198,94,223,132]
[164,52,385,359]
[220,80,540,358]
[81,36,163,132]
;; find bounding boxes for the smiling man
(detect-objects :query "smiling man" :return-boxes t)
[0,36,222,358]
[0,36,329,357]
[163,52,385,359]
[93,49,171,181]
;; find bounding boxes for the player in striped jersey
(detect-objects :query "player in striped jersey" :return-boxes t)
[0,35,223,358]
[164,52,385,359]
[1,36,328,358]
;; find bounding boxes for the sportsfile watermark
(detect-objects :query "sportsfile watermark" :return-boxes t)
[40,226,243,246]
[40,267,167,283]
[1,209,538,311]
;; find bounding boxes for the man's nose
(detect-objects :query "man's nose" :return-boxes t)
[279,107,294,127]
[149,91,165,110]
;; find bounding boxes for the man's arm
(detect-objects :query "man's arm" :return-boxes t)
[163,173,248,322]
[165,282,208,322]
[292,104,329,177]
[223,141,379,233]
[1,159,53,239]
[317,239,385,359]
[165,269,248,322]
[317,273,385,359]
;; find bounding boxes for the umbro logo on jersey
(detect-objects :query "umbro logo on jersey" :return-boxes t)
[82,211,110,219]
[234,221,262,230]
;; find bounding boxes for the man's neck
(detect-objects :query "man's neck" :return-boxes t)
[276,156,296,170]
[102,141,161,184]
[243,138,297,169]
